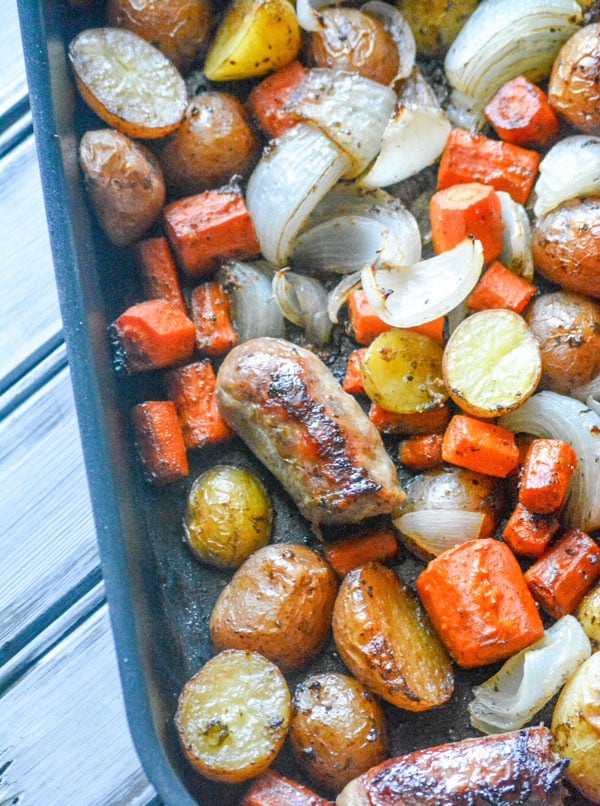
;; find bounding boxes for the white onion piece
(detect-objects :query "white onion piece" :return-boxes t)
[246,123,351,266]
[445,0,581,129]
[361,1,416,83]
[295,0,330,32]
[217,260,285,342]
[393,510,485,557]
[572,374,600,414]
[327,271,361,324]
[499,391,600,531]
[286,69,396,178]
[497,191,534,281]
[360,69,451,188]
[272,270,333,344]
[361,237,483,328]
[533,135,600,218]
[469,616,591,735]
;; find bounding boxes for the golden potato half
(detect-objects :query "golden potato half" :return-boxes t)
[69,27,187,138]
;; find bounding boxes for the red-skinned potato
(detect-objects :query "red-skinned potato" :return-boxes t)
[548,23,600,134]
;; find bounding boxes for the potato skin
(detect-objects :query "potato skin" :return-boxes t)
[524,291,600,395]
[332,563,454,711]
[159,92,259,195]
[532,196,600,299]
[548,23,600,134]
[209,543,338,671]
[289,672,388,793]
[79,128,165,246]
[577,582,600,648]
[106,0,212,73]
[396,0,479,56]
[306,7,399,85]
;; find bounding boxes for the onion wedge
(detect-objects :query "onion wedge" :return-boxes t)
[533,135,600,218]
[393,510,485,559]
[497,191,534,281]
[217,261,284,343]
[361,238,483,328]
[272,270,333,345]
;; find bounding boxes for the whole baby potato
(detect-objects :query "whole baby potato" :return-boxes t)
[289,672,388,792]
[532,197,600,299]
[159,92,259,195]
[548,23,600,134]
[524,291,600,395]
[396,0,478,56]
[209,543,338,671]
[184,465,272,569]
[79,128,165,246]
[106,0,212,73]
[306,7,399,85]
[552,651,600,802]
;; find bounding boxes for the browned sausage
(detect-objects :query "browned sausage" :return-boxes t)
[336,727,568,805]
[216,337,405,525]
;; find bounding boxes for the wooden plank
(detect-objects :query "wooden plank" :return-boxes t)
[0,362,99,663]
[0,134,63,390]
[0,0,28,120]
[0,604,156,805]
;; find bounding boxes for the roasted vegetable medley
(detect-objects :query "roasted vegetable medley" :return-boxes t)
[67,0,600,802]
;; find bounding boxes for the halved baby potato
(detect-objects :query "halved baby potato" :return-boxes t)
[204,0,301,81]
[69,27,187,138]
[332,562,454,711]
[443,309,542,418]
[175,649,291,783]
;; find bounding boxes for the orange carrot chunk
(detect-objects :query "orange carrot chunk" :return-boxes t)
[164,188,261,278]
[110,298,195,373]
[416,538,544,668]
[189,280,238,356]
[241,769,333,806]
[131,400,189,485]
[369,402,450,436]
[518,438,577,514]
[347,289,445,346]
[466,260,537,314]
[134,236,186,310]
[525,528,600,619]
[399,433,444,471]
[247,60,307,139]
[165,359,233,449]
[485,76,560,149]
[442,414,520,478]
[502,503,560,558]
[430,182,504,263]
[324,525,399,578]
[343,347,368,394]
[437,128,541,206]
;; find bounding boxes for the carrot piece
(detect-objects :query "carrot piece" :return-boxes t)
[324,525,399,577]
[369,402,450,435]
[165,359,233,449]
[189,280,238,356]
[442,414,520,478]
[241,769,333,806]
[347,289,445,345]
[131,401,189,485]
[484,76,560,149]
[525,528,600,619]
[430,182,504,263]
[437,128,541,206]
[134,236,186,310]
[399,433,444,471]
[518,438,577,514]
[502,503,560,558]
[247,60,307,139]
[466,260,537,314]
[343,347,368,394]
[416,538,544,668]
[164,188,261,278]
[110,299,195,373]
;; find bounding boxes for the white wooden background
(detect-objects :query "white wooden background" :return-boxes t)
[0,2,158,802]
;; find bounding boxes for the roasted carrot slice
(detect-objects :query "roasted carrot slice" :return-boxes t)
[437,128,541,206]
[247,60,307,139]
[110,298,195,373]
[525,528,600,619]
[369,402,450,435]
[134,236,186,310]
[430,182,504,263]
[466,260,537,314]
[502,503,560,558]
[485,76,560,149]
[399,433,444,471]
[342,347,367,394]
[518,438,577,514]
[416,538,544,667]
[348,289,444,346]
[324,524,399,578]
[442,414,520,478]
[131,400,189,485]
[164,188,260,277]
[165,359,232,449]
[189,280,238,356]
